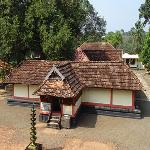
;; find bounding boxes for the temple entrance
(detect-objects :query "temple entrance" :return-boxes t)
[52,98,61,113]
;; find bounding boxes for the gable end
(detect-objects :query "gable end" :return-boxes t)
[45,65,65,81]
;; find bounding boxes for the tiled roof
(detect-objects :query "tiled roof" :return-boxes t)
[72,61,142,91]
[80,42,115,51]
[75,42,122,61]
[4,60,68,84]
[34,62,83,98]
[4,60,142,98]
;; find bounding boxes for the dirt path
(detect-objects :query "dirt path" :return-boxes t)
[0,127,27,150]
[0,98,116,150]
[0,124,115,150]
[63,139,115,150]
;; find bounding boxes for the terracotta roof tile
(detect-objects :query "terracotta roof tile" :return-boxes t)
[4,60,67,84]
[75,42,122,61]
[71,61,142,90]
[80,42,115,51]
[34,62,83,98]
[4,60,142,98]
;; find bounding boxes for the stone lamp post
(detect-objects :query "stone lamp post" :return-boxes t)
[26,103,42,150]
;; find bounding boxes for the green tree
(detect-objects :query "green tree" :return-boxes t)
[139,0,150,25]
[131,21,145,54]
[0,0,106,65]
[79,0,106,42]
[104,31,123,48]
[0,0,34,65]
[119,30,135,54]
[141,28,150,71]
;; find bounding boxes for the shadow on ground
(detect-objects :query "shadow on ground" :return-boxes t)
[136,91,150,117]
[140,101,150,117]
[77,113,97,128]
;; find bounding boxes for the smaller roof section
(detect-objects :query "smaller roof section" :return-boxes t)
[122,53,139,59]
[75,42,123,61]
[80,42,115,51]
[34,62,83,98]
[4,60,68,85]
[72,61,142,91]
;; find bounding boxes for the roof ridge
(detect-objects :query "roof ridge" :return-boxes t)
[70,61,124,64]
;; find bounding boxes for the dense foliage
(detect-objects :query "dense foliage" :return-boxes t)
[104,26,145,54]
[141,29,150,71]
[119,30,135,54]
[139,0,150,25]
[138,0,150,70]
[131,21,145,54]
[104,31,123,48]
[0,0,106,65]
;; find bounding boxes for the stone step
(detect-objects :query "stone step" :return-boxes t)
[47,122,60,129]
[47,115,61,129]
[50,118,60,123]
[51,116,61,120]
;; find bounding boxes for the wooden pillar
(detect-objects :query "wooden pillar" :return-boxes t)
[110,89,113,108]
[132,91,135,110]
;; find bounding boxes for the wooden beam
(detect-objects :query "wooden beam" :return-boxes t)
[45,64,65,80]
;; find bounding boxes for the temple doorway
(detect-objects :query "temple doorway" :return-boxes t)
[52,98,61,113]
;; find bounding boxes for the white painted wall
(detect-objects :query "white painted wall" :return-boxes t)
[74,96,82,114]
[124,58,144,69]
[40,102,51,113]
[14,84,28,97]
[112,90,132,106]
[29,85,40,98]
[63,105,72,115]
[82,88,111,104]
[138,62,145,69]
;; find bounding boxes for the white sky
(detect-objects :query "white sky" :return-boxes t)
[89,0,146,32]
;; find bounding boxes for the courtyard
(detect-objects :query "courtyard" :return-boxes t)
[0,92,150,150]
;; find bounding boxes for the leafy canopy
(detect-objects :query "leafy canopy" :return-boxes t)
[0,0,106,65]
[141,28,150,70]
[104,31,123,48]
[130,21,145,54]
[139,0,150,25]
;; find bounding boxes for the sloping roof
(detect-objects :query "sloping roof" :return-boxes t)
[4,60,68,84]
[75,42,122,61]
[5,60,142,98]
[80,42,115,51]
[34,63,83,98]
[72,61,142,90]
[122,53,139,59]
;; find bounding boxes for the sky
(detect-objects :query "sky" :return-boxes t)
[89,0,145,32]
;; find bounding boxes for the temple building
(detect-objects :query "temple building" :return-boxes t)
[4,42,142,128]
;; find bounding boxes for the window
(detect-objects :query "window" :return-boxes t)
[130,59,135,65]
[126,59,129,64]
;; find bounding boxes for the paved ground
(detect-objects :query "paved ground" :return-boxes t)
[1,95,150,150]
